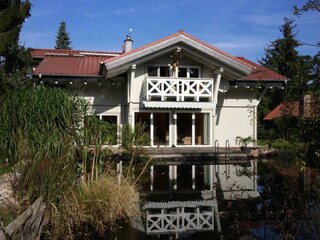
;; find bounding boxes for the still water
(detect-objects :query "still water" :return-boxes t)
[104,159,319,240]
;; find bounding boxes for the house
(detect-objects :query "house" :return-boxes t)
[264,95,317,120]
[31,30,287,148]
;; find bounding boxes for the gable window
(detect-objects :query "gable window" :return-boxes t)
[189,68,199,78]
[178,68,187,78]
[148,65,170,77]
[178,67,200,78]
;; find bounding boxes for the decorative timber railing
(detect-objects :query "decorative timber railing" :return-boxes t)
[145,77,214,102]
[144,200,220,235]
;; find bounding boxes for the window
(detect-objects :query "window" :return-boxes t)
[178,67,200,78]
[190,68,199,78]
[101,115,117,124]
[176,112,210,146]
[148,65,170,77]
[147,66,158,77]
[178,68,187,78]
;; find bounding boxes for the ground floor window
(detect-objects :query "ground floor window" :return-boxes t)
[153,113,170,145]
[177,113,192,145]
[177,112,210,146]
[195,113,210,145]
[134,111,210,147]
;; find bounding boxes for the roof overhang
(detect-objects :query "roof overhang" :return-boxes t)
[104,31,253,79]
[231,80,287,89]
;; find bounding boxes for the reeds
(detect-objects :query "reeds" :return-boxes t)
[0,86,140,238]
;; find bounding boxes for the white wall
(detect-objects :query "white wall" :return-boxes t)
[215,88,257,147]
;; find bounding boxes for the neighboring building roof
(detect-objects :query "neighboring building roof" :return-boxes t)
[263,101,299,120]
[236,57,288,81]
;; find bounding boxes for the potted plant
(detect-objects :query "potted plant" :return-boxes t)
[236,136,256,153]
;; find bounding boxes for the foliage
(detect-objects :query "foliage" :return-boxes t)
[258,18,314,142]
[258,18,301,128]
[81,115,118,181]
[294,0,320,15]
[260,18,300,80]
[0,86,85,165]
[50,173,139,238]
[0,86,141,237]
[121,123,150,151]
[55,21,72,50]
[0,0,32,93]
[236,136,254,147]
[121,123,151,180]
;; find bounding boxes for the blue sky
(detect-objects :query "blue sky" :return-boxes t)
[20,0,320,61]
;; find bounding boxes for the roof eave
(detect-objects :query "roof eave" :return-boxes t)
[33,73,102,78]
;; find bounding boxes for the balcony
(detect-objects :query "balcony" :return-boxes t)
[145,77,214,102]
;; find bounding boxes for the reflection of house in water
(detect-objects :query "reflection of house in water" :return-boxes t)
[139,160,259,236]
[215,161,259,200]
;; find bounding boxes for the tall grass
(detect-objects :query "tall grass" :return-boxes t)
[50,173,139,238]
[0,86,84,165]
[0,86,140,238]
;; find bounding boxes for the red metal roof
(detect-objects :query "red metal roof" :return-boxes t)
[31,33,288,81]
[34,55,107,76]
[32,49,120,76]
[236,57,288,81]
[264,101,299,120]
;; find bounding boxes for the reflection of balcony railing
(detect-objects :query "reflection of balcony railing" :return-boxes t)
[145,77,214,102]
[144,200,218,234]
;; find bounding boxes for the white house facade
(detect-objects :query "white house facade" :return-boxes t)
[32,30,287,148]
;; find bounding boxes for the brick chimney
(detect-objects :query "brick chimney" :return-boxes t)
[299,95,316,118]
[122,34,133,53]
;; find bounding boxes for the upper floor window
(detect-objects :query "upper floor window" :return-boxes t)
[178,67,200,78]
[148,65,200,78]
[148,65,170,77]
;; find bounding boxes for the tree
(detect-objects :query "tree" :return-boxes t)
[0,0,32,93]
[294,0,320,15]
[55,21,72,50]
[258,18,307,140]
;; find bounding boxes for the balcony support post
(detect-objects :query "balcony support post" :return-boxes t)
[128,64,136,126]
[212,68,224,116]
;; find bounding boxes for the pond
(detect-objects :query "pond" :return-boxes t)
[104,159,320,240]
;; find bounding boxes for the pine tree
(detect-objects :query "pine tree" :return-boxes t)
[259,18,306,104]
[294,0,320,15]
[0,0,32,93]
[258,18,306,140]
[55,21,72,50]
[260,18,301,80]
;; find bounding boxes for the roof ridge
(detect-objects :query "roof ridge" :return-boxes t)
[31,48,122,55]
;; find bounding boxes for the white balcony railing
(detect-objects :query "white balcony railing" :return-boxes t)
[145,77,214,102]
